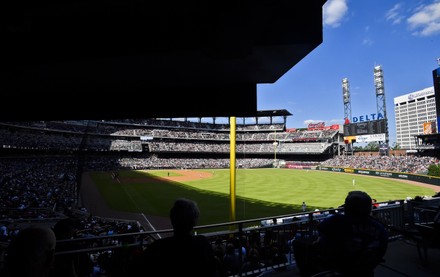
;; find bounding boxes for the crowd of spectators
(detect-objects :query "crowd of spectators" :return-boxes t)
[0,120,337,155]
[0,119,439,275]
[321,155,438,174]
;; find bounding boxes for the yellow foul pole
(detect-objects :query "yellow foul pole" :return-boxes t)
[274,129,277,162]
[229,116,236,223]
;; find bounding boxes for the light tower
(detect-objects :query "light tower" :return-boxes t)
[342,78,352,124]
[342,78,352,155]
[373,65,389,144]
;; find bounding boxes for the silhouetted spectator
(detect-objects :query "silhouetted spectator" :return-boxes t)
[223,242,241,275]
[1,226,57,277]
[294,191,389,277]
[51,217,93,277]
[240,246,264,276]
[133,198,219,276]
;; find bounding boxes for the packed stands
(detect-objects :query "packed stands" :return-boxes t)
[1,117,440,276]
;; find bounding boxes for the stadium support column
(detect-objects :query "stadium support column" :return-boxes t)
[75,120,91,208]
[229,116,236,224]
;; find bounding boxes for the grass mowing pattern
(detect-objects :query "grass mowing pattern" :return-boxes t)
[89,168,436,226]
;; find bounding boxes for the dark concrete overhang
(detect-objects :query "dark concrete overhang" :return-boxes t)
[1,0,327,121]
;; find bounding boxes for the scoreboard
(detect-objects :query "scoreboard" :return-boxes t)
[343,119,387,136]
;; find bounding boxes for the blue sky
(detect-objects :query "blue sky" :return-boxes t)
[257,0,440,146]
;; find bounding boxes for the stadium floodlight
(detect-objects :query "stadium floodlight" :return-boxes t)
[374,65,389,145]
[342,78,350,104]
[374,66,384,96]
[342,78,352,126]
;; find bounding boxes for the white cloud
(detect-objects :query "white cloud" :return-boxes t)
[361,26,374,46]
[323,0,348,28]
[407,1,440,36]
[362,38,373,46]
[329,119,344,124]
[386,3,404,25]
[304,119,343,126]
[304,119,323,125]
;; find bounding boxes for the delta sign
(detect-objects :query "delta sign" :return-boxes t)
[351,113,384,123]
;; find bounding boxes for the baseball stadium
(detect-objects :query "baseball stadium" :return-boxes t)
[2,1,440,276]
[1,117,440,276]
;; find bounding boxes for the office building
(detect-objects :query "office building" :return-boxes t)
[394,87,437,149]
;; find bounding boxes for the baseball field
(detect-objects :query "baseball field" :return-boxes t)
[85,168,440,228]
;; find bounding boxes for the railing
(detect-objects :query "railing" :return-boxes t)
[4,199,437,276]
[47,200,413,276]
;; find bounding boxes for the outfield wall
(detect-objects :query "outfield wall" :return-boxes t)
[319,166,440,187]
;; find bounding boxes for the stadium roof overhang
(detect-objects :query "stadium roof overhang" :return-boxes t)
[1,0,326,121]
[257,110,293,117]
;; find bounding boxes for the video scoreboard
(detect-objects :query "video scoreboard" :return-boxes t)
[343,119,387,136]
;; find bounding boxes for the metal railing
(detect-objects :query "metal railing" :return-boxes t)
[3,199,438,276]
[45,200,415,276]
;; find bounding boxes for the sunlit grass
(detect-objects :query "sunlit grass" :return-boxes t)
[90,168,436,225]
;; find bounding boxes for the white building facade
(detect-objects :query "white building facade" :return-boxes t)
[394,87,437,150]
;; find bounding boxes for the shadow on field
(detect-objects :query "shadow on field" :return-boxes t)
[85,170,326,227]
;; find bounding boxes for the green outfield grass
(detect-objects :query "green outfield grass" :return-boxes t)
[89,168,437,226]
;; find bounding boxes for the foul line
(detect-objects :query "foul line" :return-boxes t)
[120,184,162,239]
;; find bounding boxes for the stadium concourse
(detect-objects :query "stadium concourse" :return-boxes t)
[0,118,439,276]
